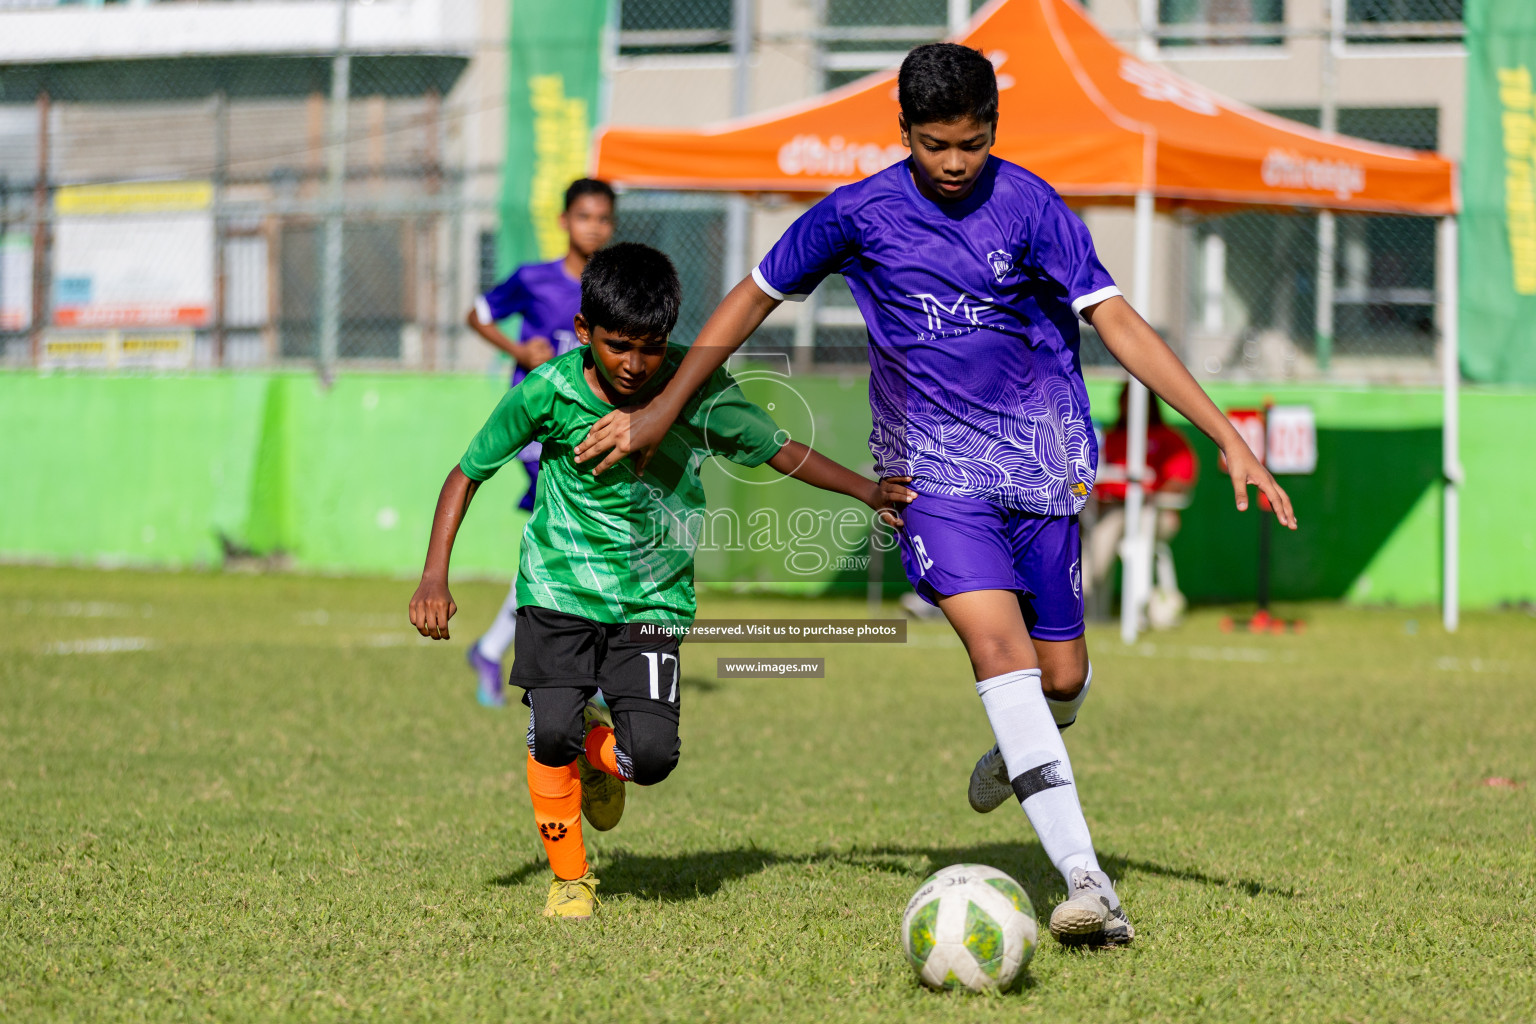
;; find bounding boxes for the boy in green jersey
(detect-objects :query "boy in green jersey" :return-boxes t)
[409,243,911,920]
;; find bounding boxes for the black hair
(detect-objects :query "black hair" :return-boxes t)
[580,242,680,340]
[898,43,999,126]
[564,177,616,212]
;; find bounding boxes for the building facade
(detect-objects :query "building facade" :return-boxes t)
[609,0,1464,382]
[0,0,1464,380]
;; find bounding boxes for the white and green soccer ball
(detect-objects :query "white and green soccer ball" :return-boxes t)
[900,863,1037,992]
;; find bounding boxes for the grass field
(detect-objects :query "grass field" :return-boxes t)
[2,565,1534,1023]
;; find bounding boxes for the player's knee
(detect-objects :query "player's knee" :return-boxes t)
[528,715,584,768]
[620,731,679,786]
[1040,661,1089,700]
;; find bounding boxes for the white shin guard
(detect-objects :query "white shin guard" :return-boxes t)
[976,668,1102,883]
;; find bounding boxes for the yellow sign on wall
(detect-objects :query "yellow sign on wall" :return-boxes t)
[1498,67,1536,295]
[40,331,194,370]
[528,75,591,261]
[51,180,215,328]
[55,181,214,216]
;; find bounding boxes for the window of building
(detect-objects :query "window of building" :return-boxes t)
[279,221,407,361]
[610,192,726,342]
[477,229,500,296]
[819,0,987,91]
[1158,0,1285,49]
[1190,106,1441,367]
[1345,0,1463,45]
[617,0,733,57]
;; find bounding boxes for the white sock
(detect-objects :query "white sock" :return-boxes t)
[976,668,1102,884]
[1045,662,1092,729]
[476,584,519,663]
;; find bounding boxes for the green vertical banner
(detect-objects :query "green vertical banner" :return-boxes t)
[500,0,608,273]
[1462,0,1536,385]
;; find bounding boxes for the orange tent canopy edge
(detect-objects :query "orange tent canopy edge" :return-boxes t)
[593,0,1456,216]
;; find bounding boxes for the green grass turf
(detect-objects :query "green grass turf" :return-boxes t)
[2,565,1534,1022]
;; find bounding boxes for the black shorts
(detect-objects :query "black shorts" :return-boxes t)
[510,606,682,721]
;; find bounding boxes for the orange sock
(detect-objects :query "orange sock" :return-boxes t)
[583,725,627,779]
[526,752,588,880]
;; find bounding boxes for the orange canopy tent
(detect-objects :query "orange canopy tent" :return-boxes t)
[593,0,1454,215]
[592,0,1462,636]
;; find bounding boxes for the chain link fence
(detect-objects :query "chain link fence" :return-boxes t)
[1148,0,1462,47]
[1157,105,1444,382]
[1347,0,1463,44]
[617,0,732,55]
[0,2,1461,382]
[1169,210,1440,382]
[0,54,507,371]
[1157,0,1286,48]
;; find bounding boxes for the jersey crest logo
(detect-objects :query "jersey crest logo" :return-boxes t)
[987,249,1015,281]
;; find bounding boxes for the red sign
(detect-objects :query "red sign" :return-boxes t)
[1222,408,1267,471]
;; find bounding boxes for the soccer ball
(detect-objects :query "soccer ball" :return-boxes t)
[900,863,1037,992]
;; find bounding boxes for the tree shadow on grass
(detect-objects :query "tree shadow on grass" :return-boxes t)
[490,840,1296,904]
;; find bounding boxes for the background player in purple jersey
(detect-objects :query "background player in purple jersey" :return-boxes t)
[574,44,1296,945]
[464,178,616,707]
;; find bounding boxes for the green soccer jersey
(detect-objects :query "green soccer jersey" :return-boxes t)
[459,345,785,628]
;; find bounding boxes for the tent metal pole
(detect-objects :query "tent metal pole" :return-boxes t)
[1136,0,1157,58]
[1439,215,1460,633]
[1315,0,1338,373]
[947,0,969,35]
[318,0,350,385]
[1120,189,1155,644]
[1315,212,1335,372]
[723,0,753,297]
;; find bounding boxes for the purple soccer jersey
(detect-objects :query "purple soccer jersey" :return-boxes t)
[476,259,584,388]
[476,258,584,463]
[753,156,1120,516]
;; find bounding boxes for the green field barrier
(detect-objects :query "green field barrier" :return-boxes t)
[1,372,1532,608]
[0,372,532,579]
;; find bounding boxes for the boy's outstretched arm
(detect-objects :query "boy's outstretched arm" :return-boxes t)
[1085,296,1297,530]
[767,441,918,527]
[409,467,480,639]
[576,276,779,474]
[465,307,554,369]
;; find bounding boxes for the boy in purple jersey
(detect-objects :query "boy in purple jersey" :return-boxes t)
[574,44,1296,946]
[465,178,616,707]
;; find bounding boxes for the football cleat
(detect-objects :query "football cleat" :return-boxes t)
[467,644,505,708]
[1048,868,1135,946]
[967,743,1013,813]
[543,870,601,920]
[577,701,625,832]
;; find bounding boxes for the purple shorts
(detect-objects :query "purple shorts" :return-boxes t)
[897,491,1084,642]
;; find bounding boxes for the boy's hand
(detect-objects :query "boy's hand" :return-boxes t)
[575,399,674,475]
[515,337,555,369]
[1224,446,1298,529]
[871,476,919,528]
[409,577,457,639]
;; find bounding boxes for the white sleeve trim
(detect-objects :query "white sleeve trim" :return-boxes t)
[1071,285,1122,323]
[473,296,493,324]
[752,265,808,303]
